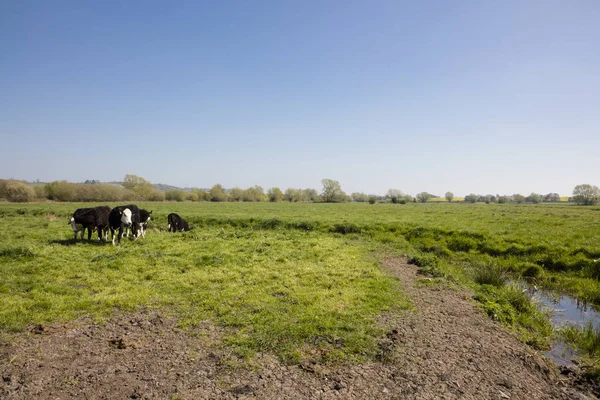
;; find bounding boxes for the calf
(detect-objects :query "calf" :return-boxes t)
[137,209,152,239]
[167,213,190,232]
[69,206,111,241]
[108,204,141,245]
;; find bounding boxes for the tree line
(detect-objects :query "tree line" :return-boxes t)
[0,176,598,206]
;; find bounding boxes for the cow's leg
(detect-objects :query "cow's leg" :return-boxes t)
[111,228,117,246]
[118,224,125,245]
[70,218,78,240]
[88,226,93,241]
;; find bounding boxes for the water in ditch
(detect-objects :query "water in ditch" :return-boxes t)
[521,283,600,366]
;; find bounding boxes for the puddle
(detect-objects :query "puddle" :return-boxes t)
[520,283,600,366]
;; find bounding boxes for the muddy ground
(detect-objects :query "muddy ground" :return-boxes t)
[1,258,597,399]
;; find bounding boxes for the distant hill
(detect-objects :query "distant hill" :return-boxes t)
[153,183,185,192]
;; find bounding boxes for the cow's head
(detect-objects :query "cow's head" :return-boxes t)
[121,208,133,226]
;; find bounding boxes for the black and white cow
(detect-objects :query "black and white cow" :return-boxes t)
[69,206,111,241]
[167,213,190,232]
[137,209,152,239]
[108,204,141,245]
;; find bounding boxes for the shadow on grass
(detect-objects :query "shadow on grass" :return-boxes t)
[50,239,109,247]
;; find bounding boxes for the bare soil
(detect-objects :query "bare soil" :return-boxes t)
[1,258,596,399]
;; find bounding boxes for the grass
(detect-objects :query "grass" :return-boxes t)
[562,321,600,379]
[0,205,408,364]
[469,260,507,287]
[2,201,600,368]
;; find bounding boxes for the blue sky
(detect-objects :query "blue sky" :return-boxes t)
[1,1,598,196]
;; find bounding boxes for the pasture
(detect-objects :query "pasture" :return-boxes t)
[1,201,600,366]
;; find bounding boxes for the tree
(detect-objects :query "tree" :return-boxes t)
[229,187,244,202]
[284,188,300,202]
[544,193,560,202]
[513,194,525,204]
[464,193,478,203]
[302,188,319,202]
[190,188,210,201]
[166,189,186,202]
[351,192,369,203]
[320,179,346,203]
[122,174,154,199]
[445,192,454,202]
[268,187,284,202]
[243,186,266,202]
[401,194,413,204]
[497,196,508,204]
[386,189,404,204]
[573,184,600,205]
[210,184,228,202]
[416,192,432,203]
[368,196,377,204]
[186,192,198,201]
[526,193,542,204]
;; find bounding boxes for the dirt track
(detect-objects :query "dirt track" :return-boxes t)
[1,258,596,399]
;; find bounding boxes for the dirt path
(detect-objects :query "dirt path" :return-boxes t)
[0,258,595,399]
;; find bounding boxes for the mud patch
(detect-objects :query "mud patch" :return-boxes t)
[0,259,597,399]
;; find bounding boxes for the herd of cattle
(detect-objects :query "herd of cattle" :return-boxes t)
[69,205,190,245]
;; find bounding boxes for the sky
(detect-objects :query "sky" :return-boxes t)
[1,1,599,197]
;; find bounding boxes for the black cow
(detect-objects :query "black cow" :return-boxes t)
[137,209,152,239]
[69,206,111,241]
[167,213,190,232]
[108,204,141,245]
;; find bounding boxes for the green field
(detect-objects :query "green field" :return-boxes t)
[1,202,600,365]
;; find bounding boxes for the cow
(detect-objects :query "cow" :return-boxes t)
[137,209,152,239]
[122,208,151,240]
[167,213,190,232]
[69,206,111,241]
[108,204,141,245]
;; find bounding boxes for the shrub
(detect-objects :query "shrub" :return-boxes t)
[148,190,166,201]
[166,190,186,202]
[368,196,377,204]
[1,180,36,202]
[44,181,135,202]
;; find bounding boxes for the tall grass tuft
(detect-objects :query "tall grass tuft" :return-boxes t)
[563,321,600,357]
[470,261,507,287]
